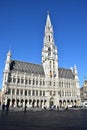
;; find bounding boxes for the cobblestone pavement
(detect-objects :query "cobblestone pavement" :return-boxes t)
[0,109,87,130]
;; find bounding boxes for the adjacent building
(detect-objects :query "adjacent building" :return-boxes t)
[80,80,87,102]
[1,13,81,108]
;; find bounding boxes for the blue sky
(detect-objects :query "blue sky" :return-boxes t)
[0,0,87,89]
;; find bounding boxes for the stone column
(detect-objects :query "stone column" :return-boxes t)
[46,99,49,108]
[15,89,16,95]
[23,90,25,96]
[27,101,29,108]
[14,99,17,107]
[23,101,25,108]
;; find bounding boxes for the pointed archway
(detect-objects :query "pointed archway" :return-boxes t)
[49,98,54,108]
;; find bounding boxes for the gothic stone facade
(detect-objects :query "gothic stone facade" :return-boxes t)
[1,14,81,108]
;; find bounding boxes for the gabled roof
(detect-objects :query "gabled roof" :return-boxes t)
[10,60,45,76]
[58,68,74,79]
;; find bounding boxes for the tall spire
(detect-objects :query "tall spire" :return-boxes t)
[44,12,54,46]
[46,11,52,27]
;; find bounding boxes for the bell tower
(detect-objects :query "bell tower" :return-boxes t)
[42,13,58,79]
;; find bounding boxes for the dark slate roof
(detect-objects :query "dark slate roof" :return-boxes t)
[10,60,45,76]
[58,68,74,79]
[10,60,74,79]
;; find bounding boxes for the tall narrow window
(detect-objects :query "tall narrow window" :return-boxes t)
[25,79,27,84]
[48,47,51,56]
[43,91,45,96]
[25,90,27,96]
[21,90,23,95]
[13,77,16,83]
[40,91,42,96]
[17,78,20,84]
[12,89,15,95]
[8,77,12,82]
[36,80,38,85]
[36,90,38,96]
[21,78,24,84]
[40,80,42,85]
[50,61,51,68]
[32,90,35,96]
[17,89,19,95]
[29,78,31,84]
[28,90,31,96]
[50,81,52,86]
[53,82,55,86]
[33,79,35,85]
[49,35,50,42]
[53,61,55,69]
[50,70,52,78]
[43,81,45,86]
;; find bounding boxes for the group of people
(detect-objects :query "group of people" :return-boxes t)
[2,102,9,112]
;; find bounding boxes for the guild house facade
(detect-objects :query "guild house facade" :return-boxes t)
[1,13,81,108]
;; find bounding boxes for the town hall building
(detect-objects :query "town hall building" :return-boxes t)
[1,13,81,108]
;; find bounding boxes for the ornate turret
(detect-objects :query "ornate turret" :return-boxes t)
[73,65,80,99]
[4,50,11,72]
[73,65,78,80]
[2,50,11,87]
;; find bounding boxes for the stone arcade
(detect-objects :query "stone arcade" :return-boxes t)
[1,13,81,108]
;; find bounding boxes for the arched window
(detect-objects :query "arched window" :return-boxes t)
[17,77,20,84]
[13,77,16,83]
[36,80,38,85]
[29,78,31,84]
[20,90,23,95]
[28,90,31,95]
[32,90,35,96]
[33,79,35,85]
[50,70,52,77]
[25,78,28,84]
[40,91,42,96]
[12,89,15,95]
[43,91,45,96]
[17,89,19,95]
[40,80,42,85]
[21,78,24,84]
[25,90,27,95]
[43,81,45,86]
[36,90,38,96]
[53,61,55,68]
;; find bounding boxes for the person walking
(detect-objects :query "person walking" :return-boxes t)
[2,102,5,112]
